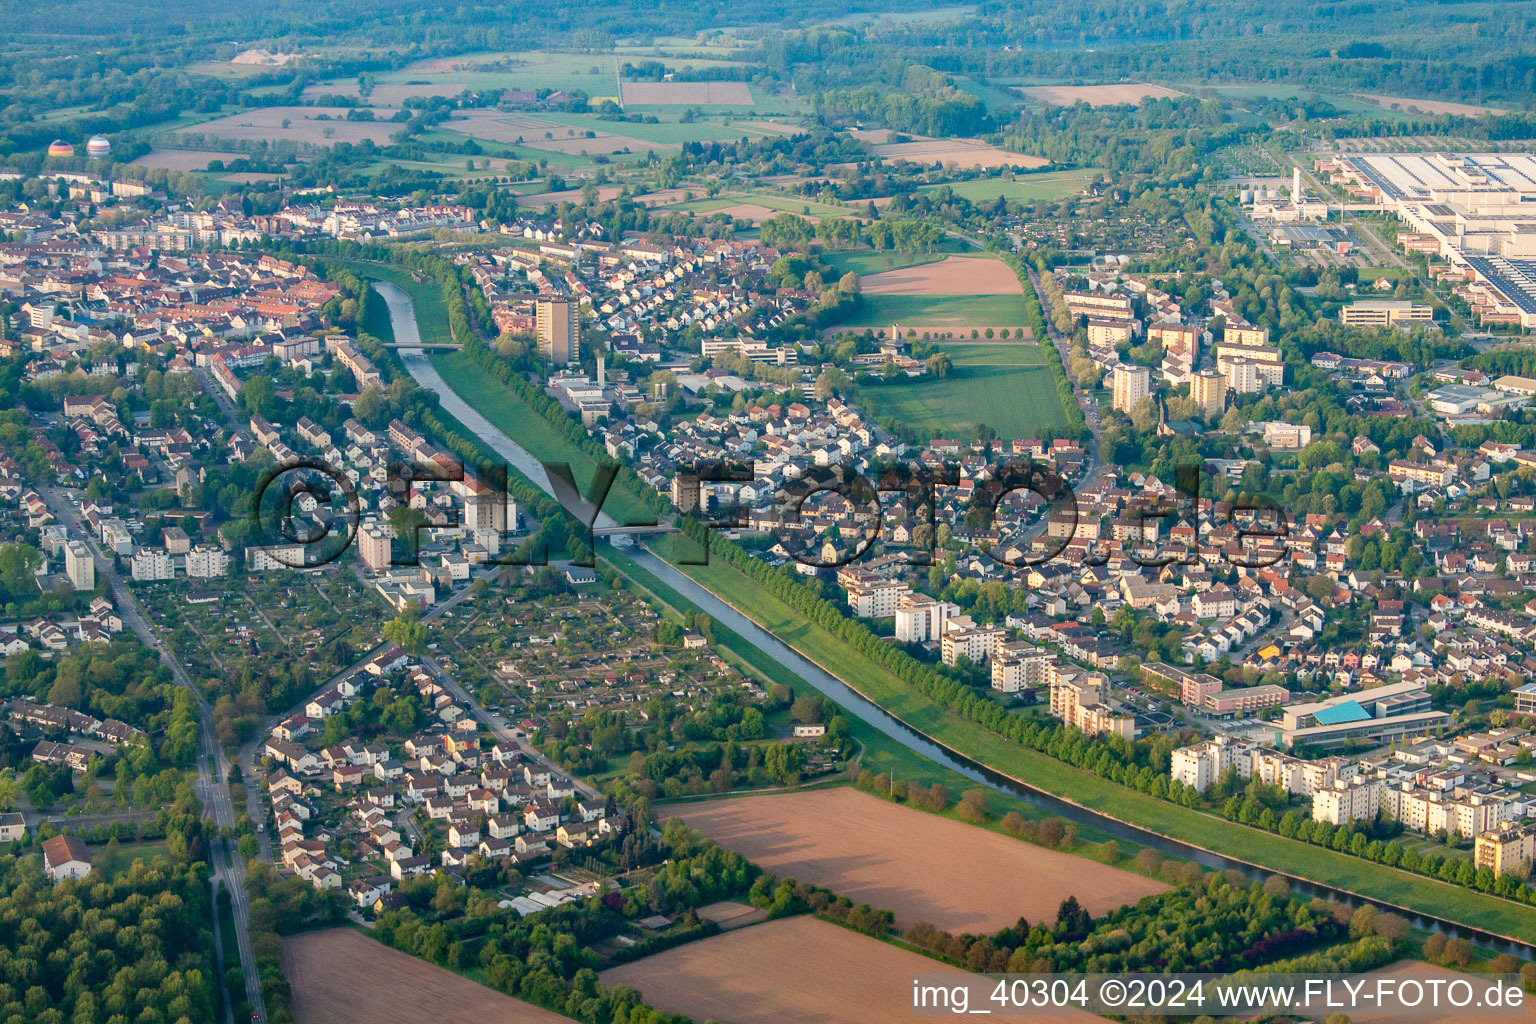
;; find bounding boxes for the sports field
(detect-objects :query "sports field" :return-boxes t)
[830,292,1033,331]
[853,343,1070,438]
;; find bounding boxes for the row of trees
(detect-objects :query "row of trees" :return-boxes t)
[681,516,1536,907]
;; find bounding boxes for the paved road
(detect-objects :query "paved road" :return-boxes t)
[41,486,267,1024]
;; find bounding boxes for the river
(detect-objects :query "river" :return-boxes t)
[376,276,1536,956]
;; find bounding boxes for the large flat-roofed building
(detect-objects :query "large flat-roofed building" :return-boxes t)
[1278,681,1448,749]
[1325,153,1536,327]
[1339,300,1433,327]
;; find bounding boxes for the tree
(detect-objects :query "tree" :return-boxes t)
[925,352,953,379]
[382,608,427,653]
[0,543,42,598]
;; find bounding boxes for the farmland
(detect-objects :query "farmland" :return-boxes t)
[1016,83,1186,107]
[620,81,755,105]
[666,788,1167,932]
[858,255,1023,297]
[869,135,1048,170]
[600,915,1068,1024]
[174,106,402,146]
[283,928,571,1024]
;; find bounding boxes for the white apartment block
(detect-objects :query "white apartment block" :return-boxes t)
[1111,363,1151,413]
[65,540,94,591]
[129,548,175,582]
[941,624,1007,667]
[185,545,232,578]
[991,647,1056,694]
[894,593,957,644]
[1313,777,1382,826]
[1170,736,1256,793]
[1049,670,1134,740]
[1380,784,1506,839]
[846,578,912,618]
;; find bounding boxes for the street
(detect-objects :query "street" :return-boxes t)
[40,485,268,1024]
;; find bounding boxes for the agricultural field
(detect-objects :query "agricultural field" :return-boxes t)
[308,51,626,102]
[868,135,1048,170]
[620,81,754,105]
[129,147,246,171]
[666,788,1167,932]
[1318,961,1515,1024]
[858,255,1023,297]
[600,915,1078,1024]
[673,191,852,219]
[1353,94,1507,117]
[921,169,1103,203]
[855,341,1069,440]
[284,928,571,1024]
[1016,83,1185,107]
[175,106,402,146]
[826,291,1035,334]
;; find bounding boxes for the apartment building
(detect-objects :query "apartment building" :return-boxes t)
[1313,776,1382,825]
[941,623,1007,667]
[894,593,957,644]
[536,300,580,365]
[991,643,1056,694]
[1111,363,1151,413]
[1170,735,1256,792]
[64,539,94,591]
[1049,670,1134,740]
[1475,821,1536,877]
[1190,368,1227,418]
[846,577,912,618]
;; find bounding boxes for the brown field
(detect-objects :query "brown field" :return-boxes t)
[695,900,768,929]
[601,916,1081,1024]
[632,187,706,206]
[860,255,1023,296]
[283,927,570,1024]
[130,148,246,171]
[1017,83,1186,107]
[871,137,1048,170]
[182,107,400,146]
[516,185,623,208]
[713,203,827,224]
[444,110,663,154]
[1355,93,1507,117]
[621,81,755,105]
[666,788,1166,932]
[730,120,807,136]
[1304,961,1516,1024]
[302,81,469,105]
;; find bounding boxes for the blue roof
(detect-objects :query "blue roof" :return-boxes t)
[1314,700,1370,725]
